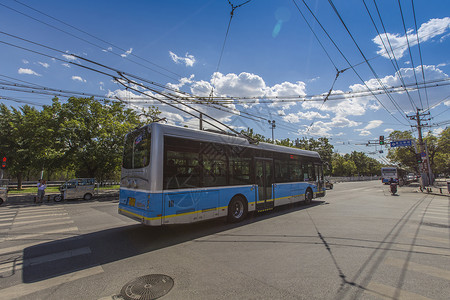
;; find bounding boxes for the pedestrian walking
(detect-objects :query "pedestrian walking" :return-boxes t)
[37,179,47,203]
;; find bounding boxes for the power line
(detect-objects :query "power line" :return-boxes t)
[298,0,409,126]
[397,0,424,109]
[327,0,411,124]
[411,0,430,111]
[2,1,182,81]
[363,0,417,112]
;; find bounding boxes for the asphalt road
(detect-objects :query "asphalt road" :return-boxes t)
[0,181,449,300]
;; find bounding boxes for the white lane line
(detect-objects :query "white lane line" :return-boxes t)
[419,226,448,233]
[416,235,450,244]
[13,216,71,226]
[0,236,82,256]
[0,223,12,228]
[395,244,450,256]
[5,227,79,241]
[0,265,104,299]
[11,220,75,231]
[0,212,17,216]
[18,208,66,214]
[422,210,448,215]
[0,247,92,273]
[422,215,448,221]
[0,218,14,222]
[384,257,450,281]
[14,213,68,220]
[366,282,431,300]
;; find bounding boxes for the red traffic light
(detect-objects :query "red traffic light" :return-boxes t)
[1,157,6,169]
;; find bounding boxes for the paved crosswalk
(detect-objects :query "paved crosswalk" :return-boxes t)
[0,204,104,298]
[363,197,450,299]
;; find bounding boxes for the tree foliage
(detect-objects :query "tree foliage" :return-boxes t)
[0,97,159,188]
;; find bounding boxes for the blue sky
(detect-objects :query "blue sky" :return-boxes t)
[1,0,449,161]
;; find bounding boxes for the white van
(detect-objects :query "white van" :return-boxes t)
[54,178,98,202]
[0,179,8,205]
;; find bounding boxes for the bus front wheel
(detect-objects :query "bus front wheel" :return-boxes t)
[227,195,247,223]
[304,189,313,205]
[83,193,92,200]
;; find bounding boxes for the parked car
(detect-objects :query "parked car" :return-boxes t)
[54,178,98,202]
[0,179,8,205]
[325,180,334,190]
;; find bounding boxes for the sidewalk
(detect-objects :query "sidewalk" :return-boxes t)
[2,189,119,206]
[418,180,450,198]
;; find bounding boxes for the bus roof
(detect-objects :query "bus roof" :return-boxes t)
[142,123,321,160]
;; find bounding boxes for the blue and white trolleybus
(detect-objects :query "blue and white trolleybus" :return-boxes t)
[119,123,326,225]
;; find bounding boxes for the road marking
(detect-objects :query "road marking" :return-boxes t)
[14,213,68,220]
[0,236,82,256]
[422,215,448,221]
[11,220,75,231]
[0,223,12,228]
[0,247,91,273]
[0,265,104,299]
[416,235,450,244]
[4,226,79,241]
[384,257,450,281]
[0,212,16,216]
[395,244,450,256]
[421,211,448,216]
[419,226,448,233]
[366,282,432,300]
[13,216,71,225]
[18,208,66,215]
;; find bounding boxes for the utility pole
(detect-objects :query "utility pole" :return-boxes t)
[407,109,433,187]
[268,120,276,144]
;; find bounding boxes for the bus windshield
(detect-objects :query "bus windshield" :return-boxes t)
[123,128,151,169]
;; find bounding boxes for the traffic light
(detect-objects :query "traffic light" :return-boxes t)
[1,157,6,169]
[416,153,422,164]
[379,136,385,145]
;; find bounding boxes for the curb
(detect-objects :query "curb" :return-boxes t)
[2,191,119,206]
[419,186,450,198]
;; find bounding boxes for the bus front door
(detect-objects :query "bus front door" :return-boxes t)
[255,159,274,212]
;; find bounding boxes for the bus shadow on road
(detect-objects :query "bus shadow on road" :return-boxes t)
[21,200,324,283]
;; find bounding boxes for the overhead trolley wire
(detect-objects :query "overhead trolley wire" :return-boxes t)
[397,0,424,110]
[210,0,252,97]
[1,1,182,82]
[411,0,430,111]
[325,0,412,125]
[363,0,417,112]
[296,0,409,126]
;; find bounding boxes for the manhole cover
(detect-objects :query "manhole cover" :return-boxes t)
[120,274,174,300]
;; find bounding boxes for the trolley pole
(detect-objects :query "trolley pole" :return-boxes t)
[407,109,432,187]
[268,120,276,144]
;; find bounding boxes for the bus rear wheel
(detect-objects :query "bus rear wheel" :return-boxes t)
[227,195,247,223]
[83,193,92,200]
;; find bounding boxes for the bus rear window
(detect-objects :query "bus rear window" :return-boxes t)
[123,129,151,169]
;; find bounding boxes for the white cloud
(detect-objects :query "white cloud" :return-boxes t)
[62,54,77,61]
[22,59,29,64]
[364,120,383,130]
[384,128,394,134]
[283,111,329,123]
[72,76,86,83]
[297,116,360,137]
[373,17,450,59]
[38,62,49,68]
[18,68,41,76]
[121,48,133,58]
[355,120,383,136]
[62,63,71,68]
[169,51,196,67]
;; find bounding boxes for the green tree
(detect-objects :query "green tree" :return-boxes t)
[386,131,417,171]
[434,127,450,175]
[59,97,153,181]
[293,137,334,174]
